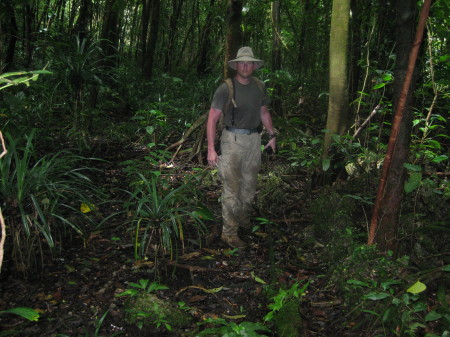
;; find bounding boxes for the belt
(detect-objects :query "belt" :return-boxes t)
[225,126,259,135]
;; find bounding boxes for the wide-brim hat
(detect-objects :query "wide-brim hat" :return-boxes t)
[228,46,264,70]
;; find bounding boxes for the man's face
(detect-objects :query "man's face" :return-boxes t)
[236,61,255,78]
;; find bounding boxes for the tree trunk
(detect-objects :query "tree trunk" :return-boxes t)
[141,0,151,67]
[101,0,124,69]
[271,1,282,115]
[143,0,160,79]
[197,0,215,75]
[164,0,184,72]
[24,3,35,68]
[2,0,18,72]
[323,0,351,158]
[349,0,362,104]
[73,0,91,40]
[224,0,242,79]
[368,0,430,252]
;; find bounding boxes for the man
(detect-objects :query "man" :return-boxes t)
[207,46,277,249]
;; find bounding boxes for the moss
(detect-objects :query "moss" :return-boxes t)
[273,299,303,337]
[124,292,192,331]
[309,188,357,242]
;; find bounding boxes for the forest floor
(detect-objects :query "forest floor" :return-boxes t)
[0,142,361,337]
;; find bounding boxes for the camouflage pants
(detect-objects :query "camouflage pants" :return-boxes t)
[217,129,261,236]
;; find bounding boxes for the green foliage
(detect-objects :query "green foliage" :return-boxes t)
[115,279,169,297]
[0,307,40,322]
[264,282,309,322]
[276,117,324,170]
[0,130,104,272]
[196,317,271,337]
[410,108,448,170]
[0,70,52,91]
[124,172,210,260]
[0,307,41,337]
[332,247,450,336]
[117,279,191,332]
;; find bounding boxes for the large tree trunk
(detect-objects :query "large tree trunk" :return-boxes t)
[101,0,124,69]
[323,0,351,158]
[197,0,215,75]
[24,3,35,68]
[2,0,18,72]
[224,0,242,79]
[73,0,91,40]
[164,0,184,72]
[143,0,160,79]
[141,0,151,68]
[368,0,430,252]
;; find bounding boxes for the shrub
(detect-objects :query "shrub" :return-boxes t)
[0,130,104,273]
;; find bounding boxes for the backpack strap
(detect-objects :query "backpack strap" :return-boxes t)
[252,77,265,95]
[222,77,265,128]
[224,78,237,126]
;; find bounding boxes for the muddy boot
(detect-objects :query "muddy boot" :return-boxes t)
[221,233,247,249]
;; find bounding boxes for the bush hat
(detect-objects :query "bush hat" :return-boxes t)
[228,46,264,70]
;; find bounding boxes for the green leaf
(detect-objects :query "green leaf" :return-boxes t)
[381,280,402,291]
[145,126,155,135]
[403,163,422,172]
[382,307,392,323]
[424,311,442,322]
[373,82,386,89]
[322,158,330,171]
[424,139,441,150]
[30,70,53,75]
[364,292,390,301]
[382,73,393,81]
[406,281,426,294]
[347,279,370,287]
[0,307,40,321]
[442,265,450,272]
[432,154,448,163]
[360,309,380,317]
[404,172,422,194]
[251,271,267,284]
[115,289,138,297]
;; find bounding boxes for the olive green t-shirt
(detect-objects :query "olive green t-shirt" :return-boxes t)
[211,78,270,129]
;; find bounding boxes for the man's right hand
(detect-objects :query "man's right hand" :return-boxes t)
[208,149,219,166]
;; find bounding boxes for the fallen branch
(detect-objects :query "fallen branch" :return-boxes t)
[166,112,208,151]
[167,260,222,273]
[353,104,381,139]
[0,131,7,273]
[0,131,6,159]
[0,207,5,273]
[167,112,208,163]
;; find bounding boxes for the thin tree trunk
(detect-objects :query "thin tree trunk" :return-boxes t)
[323,0,351,158]
[271,1,282,115]
[368,0,431,251]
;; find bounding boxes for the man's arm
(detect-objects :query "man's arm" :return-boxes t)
[260,105,276,151]
[207,107,222,166]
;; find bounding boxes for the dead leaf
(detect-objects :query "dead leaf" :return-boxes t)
[180,251,202,260]
[188,295,207,303]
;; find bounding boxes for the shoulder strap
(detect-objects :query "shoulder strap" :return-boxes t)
[224,78,237,126]
[252,77,265,94]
